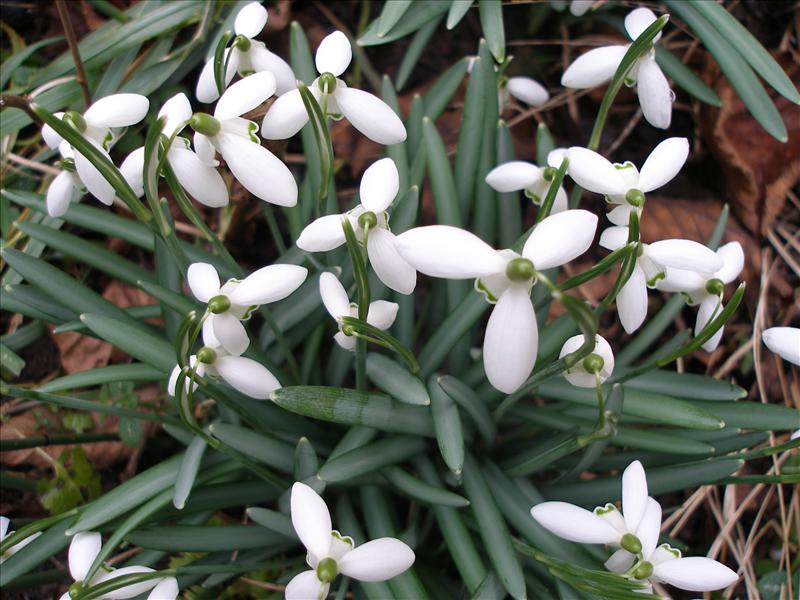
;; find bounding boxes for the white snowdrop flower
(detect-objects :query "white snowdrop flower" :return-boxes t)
[656,241,744,351]
[561,7,673,129]
[566,137,689,225]
[120,93,230,208]
[297,158,416,294]
[46,144,84,217]
[506,76,550,107]
[318,272,399,351]
[189,71,298,207]
[196,1,295,102]
[0,517,42,563]
[762,327,800,366]
[287,482,415,600]
[485,160,568,214]
[396,209,598,393]
[261,30,406,145]
[559,334,614,388]
[599,225,723,334]
[627,542,739,594]
[57,531,174,600]
[41,94,149,207]
[569,0,594,16]
[186,261,308,356]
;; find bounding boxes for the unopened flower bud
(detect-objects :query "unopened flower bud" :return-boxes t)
[208,294,231,314]
[505,257,535,282]
[189,112,221,137]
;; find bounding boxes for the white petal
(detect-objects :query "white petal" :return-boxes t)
[646,240,722,274]
[334,331,356,351]
[73,139,116,206]
[762,327,800,366]
[338,538,415,582]
[636,57,672,130]
[214,71,276,120]
[42,112,65,149]
[319,272,350,319]
[167,356,202,397]
[168,146,229,208]
[193,132,218,165]
[367,227,416,295]
[507,77,549,106]
[229,264,308,306]
[622,460,648,534]
[0,517,8,540]
[530,502,621,544]
[551,185,568,214]
[561,45,629,89]
[654,557,738,592]
[617,263,648,334]
[46,171,78,217]
[697,295,723,352]
[522,209,597,269]
[715,242,744,284]
[335,87,407,145]
[566,147,628,196]
[297,214,347,252]
[217,133,297,206]
[637,137,688,193]
[147,576,179,600]
[484,285,538,394]
[624,7,660,42]
[485,161,542,192]
[93,566,157,599]
[234,1,267,38]
[261,87,313,139]
[212,312,249,356]
[315,31,352,77]
[360,158,399,213]
[655,266,705,294]
[285,570,325,600]
[395,225,507,279]
[559,334,614,387]
[599,225,628,251]
[248,43,297,95]
[68,532,102,582]
[119,147,145,198]
[84,94,149,128]
[158,93,192,139]
[570,0,593,16]
[290,482,333,560]
[196,49,238,104]
[215,355,280,399]
[547,148,569,168]
[366,300,399,330]
[607,204,633,226]
[637,497,662,558]
[187,263,221,302]
[605,548,636,573]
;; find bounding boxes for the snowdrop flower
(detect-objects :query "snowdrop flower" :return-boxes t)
[561,7,673,128]
[41,94,149,207]
[189,71,298,207]
[599,226,724,333]
[762,327,800,366]
[656,241,744,351]
[396,210,597,393]
[505,76,550,107]
[567,137,688,226]
[559,334,614,388]
[196,1,295,103]
[297,158,416,294]
[58,531,176,599]
[319,272,398,351]
[261,30,406,145]
[121,93,229,208]
[569,0,594,16]
[287,482,415,600]
[46,144,84,217]
[1,517,41,563]
[186,261,307,356]
[485,160,568,214]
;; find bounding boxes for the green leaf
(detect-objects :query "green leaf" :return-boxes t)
[294,436,319,481]
[447,0,474,30]
[395,16,442,91]
[423,116,462,226]
[317,436,426,482]
[79,313,174,372]
[208,423,295,474]
[0,518,73,586]
[654,47,721,106]
[535,122,555,166]
[173,434,208,510]
[623,369,746,401]
[359,1,450,46]
[496,120,522,248]
[0,343,25,378]
[437,375,496,446]
[478,2,505,62]
[383,466,470,507]
[366,353,429,405]
[381,76,410,191]
[377,0,414,37]
[37,447,101,514]
[686,400,800,431]
[137,279,199,315]
[423,58,470,120]
[247,507,295,538]
[0,36,64,88]
[126,525,292,552]
[429,376,465,476]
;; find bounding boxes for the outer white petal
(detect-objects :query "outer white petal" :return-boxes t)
[637,137,688,193]
[636,57,672,130]
[507,77,549,106]
[653,557,738,592]
[42,112,65,148]
[523,209,597,269]
[196,49,238,103]
[485,161,542,192]
[93,566,157,599]
[319,272,351,319]
[335,87,407,145]
[561,45,629,89]
[46,171,78,217]
[566,147,628,195]
[167,357,203,396]
[334,331,356,351]
[187,262,221,302]
[261,87,314,139]
[605,548,636,573]
[366,300,399,330]
[285,570,326,600]
[147,576,179,600]
[624,7,660,42]
[762,327,800,366]
[715,242,744,284]
[338,538,415,582]
[234,1,267,38]
[229,264,308,306]
[655,266,705,294]
[395,226,507,279]
[559,334,614,387]
[0,517,8,539]
[158,95,191,140]
[315,31,352,77]
[192,132,217,166]
[367,228,416,295]
[73,139,116,206]
[484,285,538,394]
[599,225,628,251]
[530,502,620,544]
[297,214,347,252]
[617,263,648,334]
[248,43,297,95]
[119,147,146,198]
[607,204,634,226]
[696,295,724,352]
[646,240,722,274]
[84,94,149,128]
[622,460,648,534]
[68,531,102,582]
[217,133,297,206]
[637,497,662,558]
[212,311,250,356]
[215,355,280,399]
[214,71,276,119]
[168,146,229,208]
[360,158,399,213]
[290,482,333,561]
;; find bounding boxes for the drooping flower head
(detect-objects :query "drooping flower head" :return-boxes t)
[485,156,568,214]
[0,517,41,563]
[559,334,615,388]
[504,76,550,108]
[762,327,800,366]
